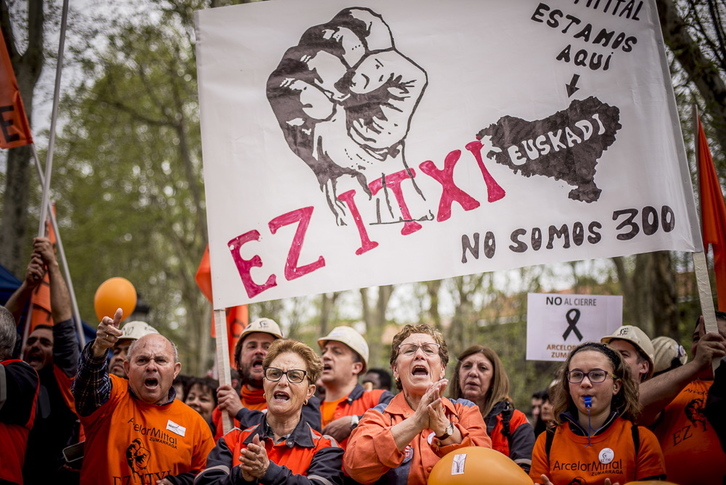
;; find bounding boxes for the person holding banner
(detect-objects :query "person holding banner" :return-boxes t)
[449,344,535,472]
[639,313,726,485]
[343,323,491,484]
[196,339,344,485]
[529,342,666,485]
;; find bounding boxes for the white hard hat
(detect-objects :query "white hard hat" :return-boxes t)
[240,318,283,340]
[652,336,688,375]
[318,326,369,371]
[601,325,655,378]
[119,321,160,341]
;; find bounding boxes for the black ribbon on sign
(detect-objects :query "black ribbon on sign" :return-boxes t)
[562,308,583,341]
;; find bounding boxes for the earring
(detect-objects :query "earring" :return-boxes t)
[304,399,308,405]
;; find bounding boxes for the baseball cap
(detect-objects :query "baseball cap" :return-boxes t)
[118,321,160,342]
[601,325,655,378]
[239,318,283,340]
[318,326,369,372]
[652,336,688,375]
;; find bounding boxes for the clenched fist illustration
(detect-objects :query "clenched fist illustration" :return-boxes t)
[267,8,428,225]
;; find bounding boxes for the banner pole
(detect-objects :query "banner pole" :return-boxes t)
[28,144,85,346]
[214,308,233,434]
[38,0,70,237]
[691,105,719,375]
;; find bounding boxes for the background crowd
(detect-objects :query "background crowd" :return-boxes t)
[1,238,725,485]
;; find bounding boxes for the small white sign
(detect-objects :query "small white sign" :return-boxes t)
[451,453,467,475]
[166,420,187,437]
[526,293,622,361]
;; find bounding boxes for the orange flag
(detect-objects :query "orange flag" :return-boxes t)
[0,32,32,148]
[697,116,726,312]
[195,245,249,364]
[28,215,57,332]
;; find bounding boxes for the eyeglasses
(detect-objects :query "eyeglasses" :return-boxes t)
[263,367,308,383]
[566,369,615,384]
[399,343,440,357]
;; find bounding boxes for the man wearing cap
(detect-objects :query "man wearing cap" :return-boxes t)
[213,318,321,438]
[638,312,726,485]
[318,326,393,448]
[109,320,159,378]
[601,325,655,384]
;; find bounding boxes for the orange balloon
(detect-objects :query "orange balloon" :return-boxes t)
[625,482,680,485]
[94,277,137,322]
[428,447,534,485]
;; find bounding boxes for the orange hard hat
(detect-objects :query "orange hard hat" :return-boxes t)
[428,447,533,485]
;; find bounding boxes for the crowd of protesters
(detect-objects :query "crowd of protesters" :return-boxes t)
[2,239,726,484]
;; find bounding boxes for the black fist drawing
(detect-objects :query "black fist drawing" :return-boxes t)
[267,8,428,225]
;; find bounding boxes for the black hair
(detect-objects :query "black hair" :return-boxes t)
[363,367,393,391]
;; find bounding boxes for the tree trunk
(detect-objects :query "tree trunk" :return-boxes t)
[612,252,678,337]
[0,0,45,275]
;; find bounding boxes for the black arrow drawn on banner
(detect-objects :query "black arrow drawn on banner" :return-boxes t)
[566,74,580,97]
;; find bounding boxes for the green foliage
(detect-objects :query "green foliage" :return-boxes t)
[54,4,209,374]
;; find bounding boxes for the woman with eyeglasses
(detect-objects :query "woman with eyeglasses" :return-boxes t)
[449,345,535,472]
[529,342,666,485]
[196,339,344,485]
[343,324,492,484]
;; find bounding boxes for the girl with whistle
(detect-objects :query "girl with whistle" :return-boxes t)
[530,342,667,485]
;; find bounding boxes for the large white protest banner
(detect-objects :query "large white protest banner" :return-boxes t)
[195,0,700,308]
[526,293,623,361]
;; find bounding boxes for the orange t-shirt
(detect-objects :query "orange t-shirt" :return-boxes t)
[530,417,665,485]
[651,379,726,485]
[79,375,215,485]
[321,396,347,428]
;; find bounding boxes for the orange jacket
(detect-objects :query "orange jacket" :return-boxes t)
[196,413,344,484]
[484,400,534,471]
[343,393,492,484]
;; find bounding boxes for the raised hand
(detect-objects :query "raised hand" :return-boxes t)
[24,253,46,289]
[32,237,57,266]
[92,308,124,358]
